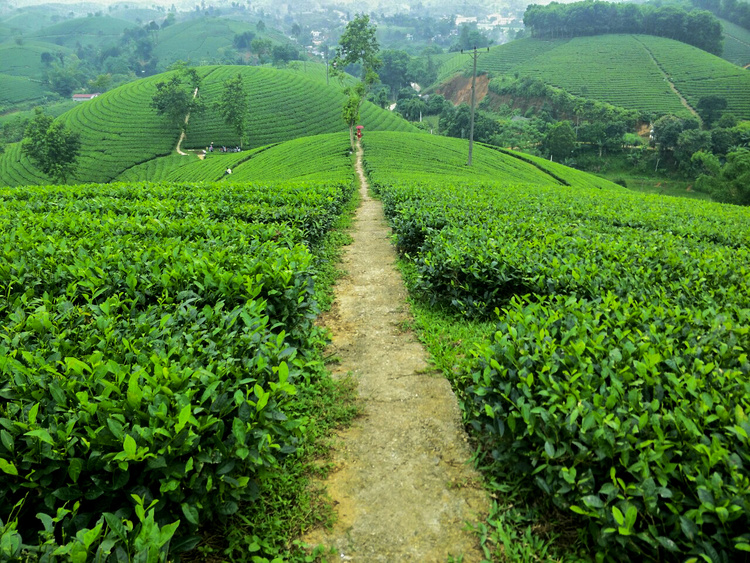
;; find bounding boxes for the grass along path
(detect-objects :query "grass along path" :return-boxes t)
[302,143,489,561]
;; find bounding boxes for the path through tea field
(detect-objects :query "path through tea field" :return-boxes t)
[302,144,489,561]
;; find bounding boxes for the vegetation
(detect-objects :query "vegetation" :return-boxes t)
[362,130,750,562]
[21,108,81,183]
[525,1,723,55]
[0,164,357,559]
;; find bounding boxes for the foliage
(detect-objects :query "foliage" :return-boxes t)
[697,95,728,128]
[705,149,750,205]
[217,73,248,147]
[362,136,750,559]
[0,177,356,558]
[524,1,723,55]
[150,68,203,134]
[440,104,501,144]
[544,120,577,161]
[20,108,81,183]
[331,13,381,84]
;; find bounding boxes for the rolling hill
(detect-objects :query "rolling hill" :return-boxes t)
[435,35,750,120]
[0,65,418,187]
[720,19,750,67]
[29,16,133,49]
[0,40,73,80]
[153,17,292,67]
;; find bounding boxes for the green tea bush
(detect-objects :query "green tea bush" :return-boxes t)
[466,294,750,560]
[0,179,354,558]
[363,134,750,561]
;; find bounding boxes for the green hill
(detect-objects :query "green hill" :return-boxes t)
[720,19,750,67]
[362,131,620,191]
[30,16,133,49]
[0,73,50,106]
[0,65,418,187]
[0,41,73,80]
[153,17,291,67]
[436,35,750,119]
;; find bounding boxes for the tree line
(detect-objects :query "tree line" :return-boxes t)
[524,1,723,55]
[693,0,750,32]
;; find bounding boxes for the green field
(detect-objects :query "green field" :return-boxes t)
[29,16,132,49]
[435,35,750,120]
[720,19,750,67]
[0,41,73,80]
[0,74,50,105]
[362,130,750,562]
[0,65,418,186]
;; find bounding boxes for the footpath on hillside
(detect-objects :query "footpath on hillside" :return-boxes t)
[302,143,488,562]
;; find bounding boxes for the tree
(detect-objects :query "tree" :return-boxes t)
[706,149,750,205]
[151,67,203,135]
[217,73,248,147]
[379,50,410,97]
[544,121,577,161]
[332,14,381,147]
[697,95,728,128]
[331,13,381,83]
[271,44,299,66]
[21,109,81,183]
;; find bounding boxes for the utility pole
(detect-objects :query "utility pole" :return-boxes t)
[462,46,489,166]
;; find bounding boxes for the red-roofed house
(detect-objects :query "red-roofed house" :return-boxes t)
[72,93,101,102]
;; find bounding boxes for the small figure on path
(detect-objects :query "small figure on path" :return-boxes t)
[225,168,232,175]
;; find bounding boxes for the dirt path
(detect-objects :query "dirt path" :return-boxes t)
[175,87,199,156]
[303,144,488,562]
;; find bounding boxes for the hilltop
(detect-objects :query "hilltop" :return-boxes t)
[433,35,750,121]
[0,65,417,187]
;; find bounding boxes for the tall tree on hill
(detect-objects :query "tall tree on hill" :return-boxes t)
[151,67,204,136]
[544,120,577,162]
[21,109,81,184]
[331,13,381,147]
[217,73,249,148]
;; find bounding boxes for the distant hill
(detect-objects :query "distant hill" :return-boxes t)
[720,19,750,67]
[30,16,133,49]
[435,35,750,120]
[0,73,51,106]
[153,17,292,67]
[0,65,418,187]
[0,41,73,80]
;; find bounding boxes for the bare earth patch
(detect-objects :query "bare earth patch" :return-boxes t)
[302,144,489,562]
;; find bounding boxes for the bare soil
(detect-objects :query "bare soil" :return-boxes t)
[302,144,488,562]
[437,74,491,107]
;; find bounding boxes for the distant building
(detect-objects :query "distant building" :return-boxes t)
[455,16,478,26]
[72,93,101,102]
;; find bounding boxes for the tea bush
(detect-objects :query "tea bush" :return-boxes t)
[363,132,750,561]
[0,178,354,559]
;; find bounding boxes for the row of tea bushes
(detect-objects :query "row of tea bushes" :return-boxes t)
[0,178,354,560]
[364,138,750,561]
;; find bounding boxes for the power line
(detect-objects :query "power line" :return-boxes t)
[461,46,489,166]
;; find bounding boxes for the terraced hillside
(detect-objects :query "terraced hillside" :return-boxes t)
[153,18,290,66]
[0,41,73,80]
[436,35,750,119]
[30,16,132,49]
[720,19,750,67]
[362,131,620,191]
[0,74,50,106]
[183,66,417,150]
[0,66,418,187]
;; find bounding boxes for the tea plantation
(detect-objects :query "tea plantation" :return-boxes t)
[436,35,750,120]
[0,65,416,187]
[363,131,750,562]
[0,134,356,559]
